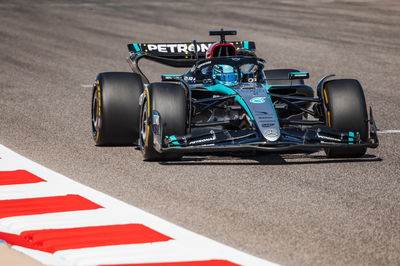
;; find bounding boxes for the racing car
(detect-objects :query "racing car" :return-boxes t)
[91,30,379,161]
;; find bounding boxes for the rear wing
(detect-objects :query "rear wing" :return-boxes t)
[127,41,256,59]
[127,40,256,84]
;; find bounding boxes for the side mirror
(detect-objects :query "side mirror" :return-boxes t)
[289,72,309,80]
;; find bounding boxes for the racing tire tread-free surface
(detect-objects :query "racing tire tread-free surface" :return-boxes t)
[92,72,144,146]
[140,82,187,161]
[323,79,368,157]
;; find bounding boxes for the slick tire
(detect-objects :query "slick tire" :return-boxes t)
[92,72,143,146]
[140,82,187,161]
[264,69,304,85]
[323,79,368,157]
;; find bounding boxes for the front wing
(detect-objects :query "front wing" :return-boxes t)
[150,110,379,154]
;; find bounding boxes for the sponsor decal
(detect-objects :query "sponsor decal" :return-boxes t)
[289,72,309,79]
[265,128,279,138]
[197,61,212,68]
[316,132,341,142]
[250,97,266,104]
[184,76,196,82]
[246,77,257,83]
[189,130,217,145]
[262,123,275,127]
[146,43,213,53]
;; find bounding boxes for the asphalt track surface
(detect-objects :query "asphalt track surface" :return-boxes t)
[0,0,399,265]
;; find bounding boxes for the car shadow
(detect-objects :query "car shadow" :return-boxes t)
[159,151,382,166]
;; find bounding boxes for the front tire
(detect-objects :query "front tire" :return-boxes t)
[323,79,368,157]
[92,72,143,146]
[140,83,187,161]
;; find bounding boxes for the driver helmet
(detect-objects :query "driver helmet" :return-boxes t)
[212,64,239,86]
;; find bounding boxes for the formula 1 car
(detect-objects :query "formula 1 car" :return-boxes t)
[91,30,379,161]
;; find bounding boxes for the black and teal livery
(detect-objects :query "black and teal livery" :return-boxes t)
[92,30,379,161]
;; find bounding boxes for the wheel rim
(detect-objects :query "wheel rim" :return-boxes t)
[91,88,100,139]
[140,101,148,147]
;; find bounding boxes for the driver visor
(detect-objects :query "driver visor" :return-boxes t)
[218,73,237,82]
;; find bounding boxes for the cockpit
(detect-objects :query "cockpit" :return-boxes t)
[184,56,265,87]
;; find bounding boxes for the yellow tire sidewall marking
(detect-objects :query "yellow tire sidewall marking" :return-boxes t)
[327,111,331,127]
[97,85,101,117]
[95,81,101,142]
[323,88,331,127]
[144,87,151,154]
[323,88,329,104]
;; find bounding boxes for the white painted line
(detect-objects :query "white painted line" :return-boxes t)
[0,182,67,200]
[377,130,400,134]
[0,209,137,235]
[57,242,218,266]
[0,145,278,266]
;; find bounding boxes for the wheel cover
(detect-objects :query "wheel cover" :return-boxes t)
[140,101,148,148]
[91,88,101,139]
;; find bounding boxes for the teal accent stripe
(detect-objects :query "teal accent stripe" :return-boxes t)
[243,41,249,50]
[235,96,254,120]
[168,135,180,146]
[290,72,308,75]
[133,43,141,52]
[349,131,355,144]
[204,84,236,95]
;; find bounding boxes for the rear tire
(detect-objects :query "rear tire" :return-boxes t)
[323,79,368,157]
[140,83,187,161]
[92,72,143,146]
